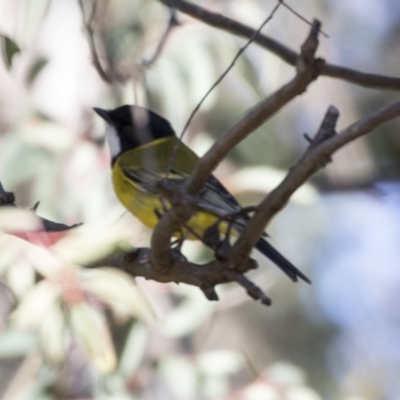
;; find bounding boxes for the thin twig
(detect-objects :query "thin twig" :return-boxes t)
[165,0,283,175]
[177,1,283,142]
[185,20,323,196]
[226,271,272,305]
[141,8,179,67]
[281,1,329,38]
[160,0,400,91]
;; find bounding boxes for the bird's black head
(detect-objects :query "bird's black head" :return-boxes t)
[93,105,176,163]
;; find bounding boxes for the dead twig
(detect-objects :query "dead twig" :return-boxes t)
[166,0,283,179]
[281,1,329,38]
[77,0,112,83]
[141,8,179,68]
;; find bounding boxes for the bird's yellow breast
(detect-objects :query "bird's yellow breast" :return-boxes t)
[112,163,161,228]
[111,137,222,240]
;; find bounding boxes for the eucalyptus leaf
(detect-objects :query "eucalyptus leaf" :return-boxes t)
[160,357,197,400]
[39,300,68,366]
[1,35,21,69]
[0,329,37,357]
[0,207,42,233]
[79,267,154,322]
[20,0,51,37]
[6,259,35,298]
[11,280,60,329]
[118,322,147,377]
[162,290,214,337]
[69,302,116,373]
[25,57,48,86]
[197,350,244,376]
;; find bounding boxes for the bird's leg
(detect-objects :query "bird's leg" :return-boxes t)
[202,222,221,249]
[215,220,233,260]
[213,205,260,259]
[171,229,188,252]
[201,220,232,260]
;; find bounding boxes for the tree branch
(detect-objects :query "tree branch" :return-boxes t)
[231,101,400,264]
[77,0,113,84]
[0,180,273,304]
[174,0,283,143]
[150,19,324,272]
[151,20,324,271]
[87,247,271,304]
[141,8,179,68]
[186,19,323,195]
[160,0,400,91]
[79,0,179,84]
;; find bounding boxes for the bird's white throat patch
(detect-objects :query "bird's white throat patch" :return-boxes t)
[106,124,121,158]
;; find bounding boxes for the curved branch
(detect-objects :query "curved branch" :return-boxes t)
[141,8,179,68]
[231,101,400,263]
[160,0,400,91]
[0,180,273,304]
[186,20,323,195]
[150,20,323,272]
[77,0,112,84]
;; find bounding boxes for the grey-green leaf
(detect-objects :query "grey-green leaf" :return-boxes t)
[1,35,21,69]
[26,57,48,86]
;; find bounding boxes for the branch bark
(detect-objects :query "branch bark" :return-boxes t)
[160,0,400,91]
[78,0,113,84]
[87,247,271,305]
[231,101,400,265]
[151,19,324,272]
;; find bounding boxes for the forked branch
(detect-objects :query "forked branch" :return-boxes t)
[160,0,400,91]
[150,19,324,273]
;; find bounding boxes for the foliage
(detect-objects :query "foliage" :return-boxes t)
[0,0,399,399]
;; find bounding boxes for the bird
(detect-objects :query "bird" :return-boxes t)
[94,105,310,283]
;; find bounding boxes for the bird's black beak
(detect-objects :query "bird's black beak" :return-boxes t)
[93,107,111,123]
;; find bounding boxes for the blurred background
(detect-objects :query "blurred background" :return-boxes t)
[0,0,399,399]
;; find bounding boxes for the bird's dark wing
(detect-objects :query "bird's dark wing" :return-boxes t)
[122,165,242,215]
[121,166,183,192]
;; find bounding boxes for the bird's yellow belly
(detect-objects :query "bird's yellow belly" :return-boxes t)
[112,168,221,240]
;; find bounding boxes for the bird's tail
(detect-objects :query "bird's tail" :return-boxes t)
[256,238,311,284]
